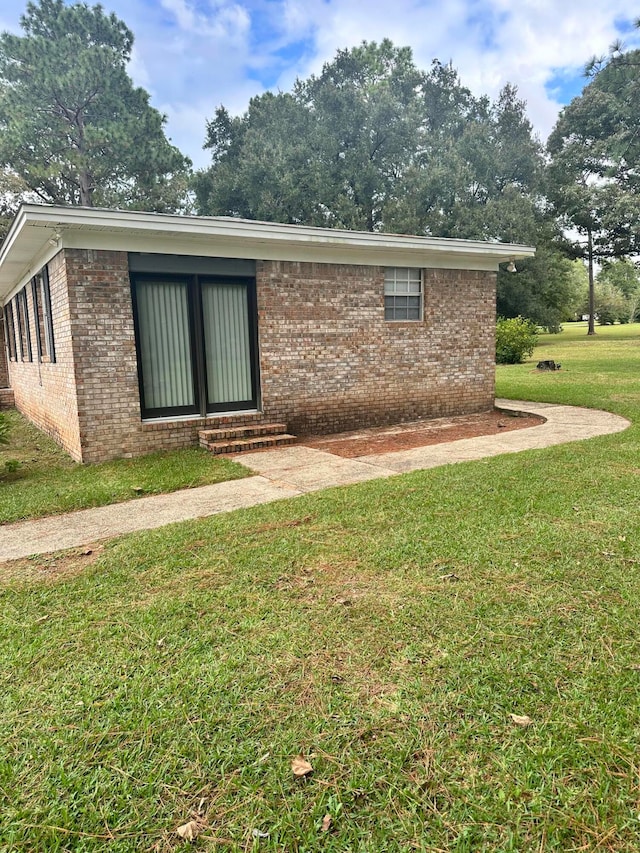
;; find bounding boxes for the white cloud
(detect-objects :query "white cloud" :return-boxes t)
[266,0,640,142]
[1,0,639,164]
[159,0,250,40]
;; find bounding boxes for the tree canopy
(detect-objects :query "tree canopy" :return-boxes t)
[0,0,191,211]
[547,43,640,332]
[195,41,545,246]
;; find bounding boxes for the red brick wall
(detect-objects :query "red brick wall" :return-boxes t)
[255,261,496,435]
[9,252,84,460]
[6,251,496,462]
[63,249,142,463]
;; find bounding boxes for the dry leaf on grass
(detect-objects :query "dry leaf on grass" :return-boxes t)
[291,755,313,778]
[510,713,533,727]
[320,814,332,832]
[175,818,205,841]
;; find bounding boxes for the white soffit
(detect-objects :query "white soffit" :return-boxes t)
[0,204,536,299]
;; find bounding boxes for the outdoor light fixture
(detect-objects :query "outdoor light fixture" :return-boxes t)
[506,260,517,273]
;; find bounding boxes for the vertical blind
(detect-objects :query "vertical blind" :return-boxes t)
[202,283,252,404]
[136,280,195,410]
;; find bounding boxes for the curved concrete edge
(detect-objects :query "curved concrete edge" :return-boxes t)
[0,400,631,563]
[354,399,631,473]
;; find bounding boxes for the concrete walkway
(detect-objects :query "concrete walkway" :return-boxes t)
[0,399,630,562]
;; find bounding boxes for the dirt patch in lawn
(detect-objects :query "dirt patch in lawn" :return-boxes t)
[299,408,545,458]
[0,544,104,585]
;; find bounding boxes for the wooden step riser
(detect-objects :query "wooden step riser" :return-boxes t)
[204,434,296,454]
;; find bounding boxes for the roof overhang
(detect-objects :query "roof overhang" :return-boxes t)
[0,204,536,301]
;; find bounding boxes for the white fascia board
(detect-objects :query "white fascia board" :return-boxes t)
[62,229,523,270]
[0,204,536,299]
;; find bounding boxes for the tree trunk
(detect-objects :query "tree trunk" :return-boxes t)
[587,226,596,335]
[76,111,93,207]
[78,170,93,207]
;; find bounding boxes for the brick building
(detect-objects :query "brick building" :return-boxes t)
[0,205,534,463]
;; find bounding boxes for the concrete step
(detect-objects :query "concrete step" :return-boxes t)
[199,422,287,446]
[203,433,296,455]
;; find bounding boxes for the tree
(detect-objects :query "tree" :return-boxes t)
[417,82,544,243]
[0,0,191,210]
[497,247,586,332]
[597,258,640,322]
[0,168,31,240]
[196,40,426,231]
[196,42,545,246]
[591,280,630,325]
[194,94,322,225]
[547,45,640,333]
[294,40,425,231]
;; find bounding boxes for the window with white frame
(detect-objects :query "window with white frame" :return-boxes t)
[384,267,422,321]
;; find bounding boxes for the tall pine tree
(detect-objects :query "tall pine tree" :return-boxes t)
[0,0,191,211]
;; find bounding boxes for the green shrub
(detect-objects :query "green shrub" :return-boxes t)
[495,316,538,364]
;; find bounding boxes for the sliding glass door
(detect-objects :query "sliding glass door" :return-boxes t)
[132,273,258,419]
[202,282,253,407]
[135,278,197,415]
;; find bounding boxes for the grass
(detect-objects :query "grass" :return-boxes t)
[497,320,640,416]
[1,322,640,851]
[0,410,249,524]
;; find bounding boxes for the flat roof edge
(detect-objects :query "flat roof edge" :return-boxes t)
[0,203,536,297]
[11,204,537,257]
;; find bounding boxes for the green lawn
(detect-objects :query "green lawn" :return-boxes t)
[0,410,249,524]
[1,323,640,851]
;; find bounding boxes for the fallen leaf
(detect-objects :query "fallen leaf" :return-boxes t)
[291,755,313,778]
[321,814,332,832]
[510,713,533,727]
[176,819,202,841]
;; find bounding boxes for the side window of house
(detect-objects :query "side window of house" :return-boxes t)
[32,267,56,363]
[16,287,32,362]
[4,303,17,361]
[384,267,423,321]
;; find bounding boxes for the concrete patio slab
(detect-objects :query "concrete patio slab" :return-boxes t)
[238,445,397,491]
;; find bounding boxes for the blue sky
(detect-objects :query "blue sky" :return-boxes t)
[1,0,638,168]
